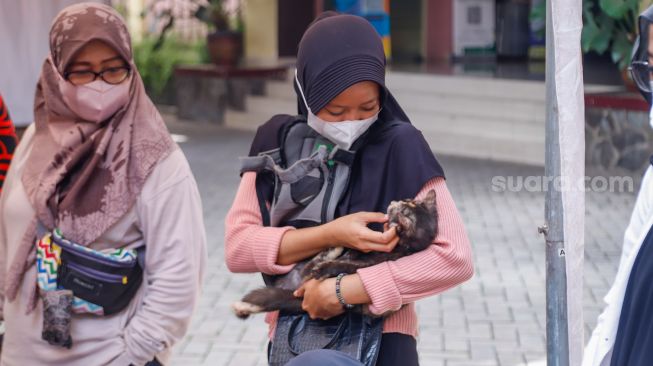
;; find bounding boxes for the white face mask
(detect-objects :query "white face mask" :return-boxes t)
[295,70,379,150]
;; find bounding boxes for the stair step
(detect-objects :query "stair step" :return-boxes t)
[393,91,545,124]
[427,129,544,166]
[386,72,546,102]
[225,96,296,131]
[226,71,557,166]
[410,112,544,141]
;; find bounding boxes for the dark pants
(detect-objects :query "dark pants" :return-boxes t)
[272,333,419,366]
[376,333,419,366]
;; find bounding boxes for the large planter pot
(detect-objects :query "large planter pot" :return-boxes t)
[207,31,242,66]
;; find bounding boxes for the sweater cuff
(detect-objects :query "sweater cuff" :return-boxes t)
[357,262,402,315]
[252,226,296,275]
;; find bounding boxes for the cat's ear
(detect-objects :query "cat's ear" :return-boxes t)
[423,189,437,214]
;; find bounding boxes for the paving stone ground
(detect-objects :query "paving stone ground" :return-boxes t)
[164,114,638,366]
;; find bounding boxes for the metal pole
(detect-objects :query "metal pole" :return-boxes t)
[544,0,569,364]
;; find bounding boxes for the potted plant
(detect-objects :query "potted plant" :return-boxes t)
[582,0,653,87]
[148,0,243,66]
[195,0,244,66]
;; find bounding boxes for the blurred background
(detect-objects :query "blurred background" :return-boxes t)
[1,0,652,365]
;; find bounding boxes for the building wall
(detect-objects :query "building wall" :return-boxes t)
[389,0,423,62]
[425,0,453,62]
[244,0,278,61]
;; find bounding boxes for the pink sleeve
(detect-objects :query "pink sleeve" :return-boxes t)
[357,177,474,315]
[224,172,296,275]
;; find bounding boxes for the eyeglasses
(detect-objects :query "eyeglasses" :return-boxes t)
[629,61,653,93]
[64,65,131,86]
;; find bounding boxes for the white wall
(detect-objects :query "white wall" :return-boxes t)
[243,0,278,61]
[0,0,107,126]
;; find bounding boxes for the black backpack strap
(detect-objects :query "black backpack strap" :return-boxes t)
[329,148,356,166]
[256,177,272,227]
[136,246,146,269]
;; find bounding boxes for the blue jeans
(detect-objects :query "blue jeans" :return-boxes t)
[284,349,364,366]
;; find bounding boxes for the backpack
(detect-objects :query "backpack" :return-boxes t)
[240,117,383,366]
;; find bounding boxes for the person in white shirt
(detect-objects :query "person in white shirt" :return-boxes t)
[583,5,653,366]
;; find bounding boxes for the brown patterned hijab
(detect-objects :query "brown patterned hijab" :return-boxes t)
[6,3,174,309]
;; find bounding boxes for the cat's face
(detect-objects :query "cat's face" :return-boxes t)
[387,189,438,250]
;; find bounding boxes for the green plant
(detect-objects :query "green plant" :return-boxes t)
[195,0,244,33]
[582,0,653,71]
[133,36,207,97]
[529,0,545,41]
[150,0,243,49]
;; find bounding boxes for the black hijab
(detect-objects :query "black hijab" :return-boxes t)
[248,12,444,223]
[631,5,653,104]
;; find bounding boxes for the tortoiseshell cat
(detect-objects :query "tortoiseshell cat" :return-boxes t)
[232,189,438,318]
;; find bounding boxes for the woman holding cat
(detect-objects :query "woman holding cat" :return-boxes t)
[0,3,206,365]
[225,12,474,365]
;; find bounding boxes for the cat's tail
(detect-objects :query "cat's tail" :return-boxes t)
[232,287,303,319]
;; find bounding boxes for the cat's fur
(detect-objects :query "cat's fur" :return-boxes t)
[232,189,438,319]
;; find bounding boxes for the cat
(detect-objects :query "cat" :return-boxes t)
[232,189,438,319]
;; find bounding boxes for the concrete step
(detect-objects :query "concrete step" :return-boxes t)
[427,128,544,166]
[395,92,545,124]
[411,112,544,142]
[419,118,544,166]
[386,71,546,102]
[225,95,296,131]
[385,72,546,165]
[263,72,547,123]
[225,72,561,166]
[265,79,296,101]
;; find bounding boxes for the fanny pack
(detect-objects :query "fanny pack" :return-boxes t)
[35,225,144,348]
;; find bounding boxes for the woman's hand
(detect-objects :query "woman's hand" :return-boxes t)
[294,278,344,320]
[325,212,399,253]
[295,274,373,320]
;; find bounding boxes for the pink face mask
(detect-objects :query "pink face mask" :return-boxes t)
[51,59,131,123]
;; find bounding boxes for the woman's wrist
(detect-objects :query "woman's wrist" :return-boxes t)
[320,219,339,247]
[335,274,355,309]
[338,273,371,305]
[277,225,335,265]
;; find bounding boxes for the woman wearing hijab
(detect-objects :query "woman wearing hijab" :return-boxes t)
[583,5,653,366]
[0,93,17,194]
[0,3,206,365]
[225,12,474,365]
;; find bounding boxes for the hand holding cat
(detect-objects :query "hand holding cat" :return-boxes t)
[295,278,344,320]
[326,212,399,253]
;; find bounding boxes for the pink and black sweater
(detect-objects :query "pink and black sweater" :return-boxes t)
[225,172,474,338]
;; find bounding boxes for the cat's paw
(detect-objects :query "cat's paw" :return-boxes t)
[310,263,339,280]
[309,266,328,280]
[300,261,317,279]
[232,301,264,319]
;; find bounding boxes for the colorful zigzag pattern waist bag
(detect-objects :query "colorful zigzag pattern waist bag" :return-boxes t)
[36,226,143,348]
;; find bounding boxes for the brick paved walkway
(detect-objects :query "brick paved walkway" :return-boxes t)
[164,116,638,366]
